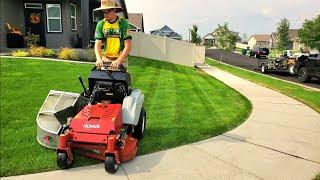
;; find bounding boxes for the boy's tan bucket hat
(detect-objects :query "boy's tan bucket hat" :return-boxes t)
[93,0,122,13]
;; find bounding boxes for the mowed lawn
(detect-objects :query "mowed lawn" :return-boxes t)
[0,56,251,177]
[206,58,320,113]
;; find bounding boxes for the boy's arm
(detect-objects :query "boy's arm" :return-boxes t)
[95,40,103,67]
[117,39,132,63]
[94,20,104,67]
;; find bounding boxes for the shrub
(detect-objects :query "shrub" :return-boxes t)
[12,50,29,57]
[58,48,77,60]
[269,49,283,59]
[76,48,96,62]
[43,49,56,57]
[24,32,40,47]
[28,46,46,57]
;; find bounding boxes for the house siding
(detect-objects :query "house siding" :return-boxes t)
[1,0,127,49]
[0,0,83,49]
[44,0,83,48]
[248,38,257,49]
[0,0,25,49]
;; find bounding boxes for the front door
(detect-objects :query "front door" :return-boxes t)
[24,3,46,46]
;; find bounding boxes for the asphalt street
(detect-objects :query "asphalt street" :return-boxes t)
[206,49,320,89]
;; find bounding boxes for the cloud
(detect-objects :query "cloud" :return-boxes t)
[125,0,320,39]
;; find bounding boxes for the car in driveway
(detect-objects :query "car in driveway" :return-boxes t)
[294,54,320,82]
[249,47,269,59]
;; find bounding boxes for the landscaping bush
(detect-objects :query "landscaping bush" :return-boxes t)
[28,46,56,58]
[43,49,56,57]
[11,50,29,57]
[58,48,77,60]
[24,32,40,48]
[76,48,96,62]
[28,46,47,57]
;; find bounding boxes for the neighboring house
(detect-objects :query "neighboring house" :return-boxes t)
[150,25,182,40]
[203,30,241,47]
[128,13,144,32]
[268,29,304,50]
[0,0,128,49]
[248,34,269,49]
[202,33,214,46]
[268,32,278,48]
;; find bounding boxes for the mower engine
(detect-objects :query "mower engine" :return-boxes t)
[56,63,146,173]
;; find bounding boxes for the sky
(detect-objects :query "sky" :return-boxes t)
[125,0,320,40]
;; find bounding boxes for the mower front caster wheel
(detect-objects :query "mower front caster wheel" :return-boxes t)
[57,152,72,169]
[105,155,119,173]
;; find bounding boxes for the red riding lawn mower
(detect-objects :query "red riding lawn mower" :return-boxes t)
[36,63,146,173]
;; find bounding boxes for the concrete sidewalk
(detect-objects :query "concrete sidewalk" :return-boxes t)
[3,64,320,180]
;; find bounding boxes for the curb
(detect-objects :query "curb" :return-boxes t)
[205,57,320,92]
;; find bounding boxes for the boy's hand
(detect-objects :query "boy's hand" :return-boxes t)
[111,59,121,69]
[96,59,103,67]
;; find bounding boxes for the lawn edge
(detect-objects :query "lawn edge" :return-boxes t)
[205,57,320,114]
[206,57,320,92]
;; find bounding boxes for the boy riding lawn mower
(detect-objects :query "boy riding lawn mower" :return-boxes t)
[36,63,146,173]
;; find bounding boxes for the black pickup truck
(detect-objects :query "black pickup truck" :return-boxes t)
[294,54,320,82]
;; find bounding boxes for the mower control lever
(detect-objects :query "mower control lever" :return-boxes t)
[78,76,89,96]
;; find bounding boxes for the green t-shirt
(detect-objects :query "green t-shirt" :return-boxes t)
[94,17,132,58]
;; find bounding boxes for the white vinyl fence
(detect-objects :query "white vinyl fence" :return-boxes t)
[130,32,205,67]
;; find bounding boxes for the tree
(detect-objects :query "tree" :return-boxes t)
[214,22,238,61]
[190,24,201,45]
[298,15,320,51]
[276,18,290,50]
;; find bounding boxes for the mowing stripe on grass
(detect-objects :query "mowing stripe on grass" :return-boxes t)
[1,57,251,177]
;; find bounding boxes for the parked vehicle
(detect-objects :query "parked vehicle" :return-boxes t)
[249,47,269,58]
[294,54,320,82]
[260,51,297,75]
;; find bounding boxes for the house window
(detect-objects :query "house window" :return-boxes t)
[25,3,42,9]
[46,4,62,32]
[164,31,170,36]
[70,3,76,31]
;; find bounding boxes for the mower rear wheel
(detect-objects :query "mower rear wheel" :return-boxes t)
[105,155,119,174]
[57,152,72,169]
[133,107,146,139]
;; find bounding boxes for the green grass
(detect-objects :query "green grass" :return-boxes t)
[0,56,252,177]
[314,172,320,180]
[206,58,320,113]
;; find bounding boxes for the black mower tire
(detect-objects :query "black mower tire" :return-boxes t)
[57,152,72,169]
[105,155,119,174]
[133,107,146,139]
[298,67,310,82]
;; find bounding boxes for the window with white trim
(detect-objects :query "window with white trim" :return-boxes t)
[70,3,76,31]
[46,4,62,32]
